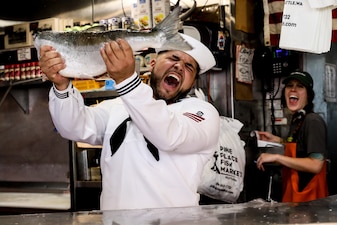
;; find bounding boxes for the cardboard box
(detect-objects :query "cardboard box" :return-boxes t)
[4,18,73,49]
[131,1,140,30]
[38,18,60,31]
[4,23,33,49]
[37,18,73,32]
[137,0,152,29]
[61,19,74,31]
[151,0,170,27]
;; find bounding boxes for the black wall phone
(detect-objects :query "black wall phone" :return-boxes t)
[252,46,299,132]
[270,48,299,77]
[253,46,299,79]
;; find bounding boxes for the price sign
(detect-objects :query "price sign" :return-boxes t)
[17,47,32,61]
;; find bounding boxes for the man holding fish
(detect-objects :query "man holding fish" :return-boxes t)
[38,26,220,210]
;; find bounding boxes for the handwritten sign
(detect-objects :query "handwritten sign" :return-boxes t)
[235,45,254,84]
[17,47,32,61]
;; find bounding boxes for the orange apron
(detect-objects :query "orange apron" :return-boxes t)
[282,142,328,202]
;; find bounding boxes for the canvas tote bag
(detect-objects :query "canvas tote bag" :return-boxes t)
[197,116,246,203]
[194,88,246,203]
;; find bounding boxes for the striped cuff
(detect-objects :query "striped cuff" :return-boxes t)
[52,83,72,99]
[116,75,142,96]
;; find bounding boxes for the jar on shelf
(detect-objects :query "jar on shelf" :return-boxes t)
[20,63,26,80]
[26,62,31,79]
[90,151,101,181]
[14,64,20,80]
[9,64,15,80]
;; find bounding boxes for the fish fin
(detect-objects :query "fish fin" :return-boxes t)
[153,7,193,51]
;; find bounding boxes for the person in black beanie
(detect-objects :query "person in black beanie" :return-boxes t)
[256,70,328,202]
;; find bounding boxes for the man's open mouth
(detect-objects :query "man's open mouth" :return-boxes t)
[164,74,180,88]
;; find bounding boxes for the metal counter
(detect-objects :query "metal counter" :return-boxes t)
[0,192,70,210]
[1,195,337,224]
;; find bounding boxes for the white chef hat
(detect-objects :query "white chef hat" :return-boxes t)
[157,33,216,75]
[179,33,216,75]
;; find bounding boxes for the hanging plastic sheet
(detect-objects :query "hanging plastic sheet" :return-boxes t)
[279,0,337,54]
[263,0,337,47]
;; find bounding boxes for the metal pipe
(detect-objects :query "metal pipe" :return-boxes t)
[92,0,95,24]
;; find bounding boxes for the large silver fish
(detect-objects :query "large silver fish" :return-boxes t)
[34,7,192,79]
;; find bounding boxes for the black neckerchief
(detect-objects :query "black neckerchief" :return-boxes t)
[110,117,160,161]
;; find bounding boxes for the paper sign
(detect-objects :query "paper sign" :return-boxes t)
[17,47,32,61]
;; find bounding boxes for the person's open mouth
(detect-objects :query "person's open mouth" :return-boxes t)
[289,95,298,104]
[164,74,180,89]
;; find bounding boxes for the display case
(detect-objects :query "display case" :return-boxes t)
[65,59,148,211]
[69,141,102,211]
[69,90,118,211]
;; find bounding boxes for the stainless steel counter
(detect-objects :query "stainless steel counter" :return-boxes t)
[0,192,70,210]
[2,195,337,224]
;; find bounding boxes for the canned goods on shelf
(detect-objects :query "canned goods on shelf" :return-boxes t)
[107,17,121,30]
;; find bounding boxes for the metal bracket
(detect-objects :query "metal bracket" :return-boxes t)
[0,77,42,114]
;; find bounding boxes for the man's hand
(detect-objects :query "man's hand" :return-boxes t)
[39,45,70,91]
[100,39,135,84]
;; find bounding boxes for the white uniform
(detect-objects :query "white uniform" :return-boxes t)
[49,72,220,210]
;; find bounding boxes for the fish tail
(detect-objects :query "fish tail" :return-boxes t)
[153,7,192,51]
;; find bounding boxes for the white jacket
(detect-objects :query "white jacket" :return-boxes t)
[49,72,220,210]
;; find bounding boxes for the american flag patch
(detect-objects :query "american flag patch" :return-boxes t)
[183,112,205,123]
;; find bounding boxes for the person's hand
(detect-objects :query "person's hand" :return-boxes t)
[256,153,280,171]
[257,131,282,144]
[39,45,70,91]
[100,39,135,84]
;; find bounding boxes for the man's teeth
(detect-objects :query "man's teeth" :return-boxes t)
[168,74,180,82]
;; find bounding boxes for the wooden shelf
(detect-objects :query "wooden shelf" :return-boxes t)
[76,142,102,149]
[80,90,118,99]
[0,77,49,114]
[75,181,101,188]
